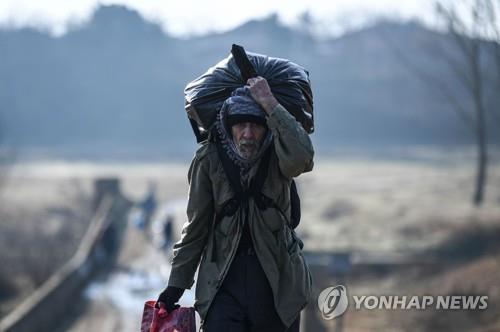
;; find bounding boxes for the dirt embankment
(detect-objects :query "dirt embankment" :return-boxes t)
[0,176,93,318]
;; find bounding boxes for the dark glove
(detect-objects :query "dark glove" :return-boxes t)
[156,286,184,313]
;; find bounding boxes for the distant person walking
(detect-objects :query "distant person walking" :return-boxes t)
[138,182,157,229]
[156,78,314,331]
[162,214,174,249]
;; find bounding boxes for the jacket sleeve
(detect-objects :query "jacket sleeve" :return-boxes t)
[167,150,213,289]
[266,104,314,178]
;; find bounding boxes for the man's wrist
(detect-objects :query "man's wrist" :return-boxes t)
[260,96,279,114]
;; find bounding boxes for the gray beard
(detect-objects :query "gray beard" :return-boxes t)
[235,139,260,160]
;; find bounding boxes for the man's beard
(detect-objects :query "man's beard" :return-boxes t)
[236,138,260,160]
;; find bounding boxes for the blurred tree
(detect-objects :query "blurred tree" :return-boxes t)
[434,0,500,205]
[386,0,499,206]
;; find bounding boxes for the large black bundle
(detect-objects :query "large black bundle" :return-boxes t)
[184,45,314,142]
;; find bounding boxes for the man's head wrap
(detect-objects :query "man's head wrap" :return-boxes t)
[215,87,273,172]
[223,88,267,128]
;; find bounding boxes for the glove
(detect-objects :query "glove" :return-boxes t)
[156,286,184,313]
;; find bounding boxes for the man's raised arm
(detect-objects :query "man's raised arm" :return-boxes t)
[247,76,314,178]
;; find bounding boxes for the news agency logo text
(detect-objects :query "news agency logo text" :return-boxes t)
[352,294,489,310]
[318,285,488,320]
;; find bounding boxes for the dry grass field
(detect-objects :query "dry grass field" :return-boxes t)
[299,155,500,252]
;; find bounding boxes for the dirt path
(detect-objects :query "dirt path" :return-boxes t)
[67,218,199,331]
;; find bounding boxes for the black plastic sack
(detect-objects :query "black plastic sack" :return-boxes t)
[184,46,314,142]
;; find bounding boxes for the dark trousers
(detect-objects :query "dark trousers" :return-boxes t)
[203,247,300,332]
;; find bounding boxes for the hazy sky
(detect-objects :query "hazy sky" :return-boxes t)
[0,0,441,37]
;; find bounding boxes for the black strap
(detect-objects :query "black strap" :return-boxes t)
[231,44,257,81]
[189,118,208,143]
[290,180,301,229]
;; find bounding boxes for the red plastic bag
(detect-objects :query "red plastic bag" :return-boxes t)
[141,301,196,332]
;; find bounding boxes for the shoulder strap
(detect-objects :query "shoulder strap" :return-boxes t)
[289,180,301,229]
[189,118,208,143]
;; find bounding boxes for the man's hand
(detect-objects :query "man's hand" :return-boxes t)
[247,77,279,115]
[156,286,184,313]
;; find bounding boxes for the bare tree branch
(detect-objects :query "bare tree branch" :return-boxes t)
[380,29,477,134]
[434,39,476,93]
[437,3,474,58]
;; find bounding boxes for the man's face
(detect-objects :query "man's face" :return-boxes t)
[231,122,266,159]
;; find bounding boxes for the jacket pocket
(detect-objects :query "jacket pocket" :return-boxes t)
[195,255,220,315]
[278,237,313,316]
[211,165,235,212]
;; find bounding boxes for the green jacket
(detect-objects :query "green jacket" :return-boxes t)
[167,104,314,328]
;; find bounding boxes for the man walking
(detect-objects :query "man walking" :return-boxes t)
[157,76,314,331]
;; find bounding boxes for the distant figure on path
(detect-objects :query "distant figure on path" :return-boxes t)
[138,181,157,228]
[162,214,174,249]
